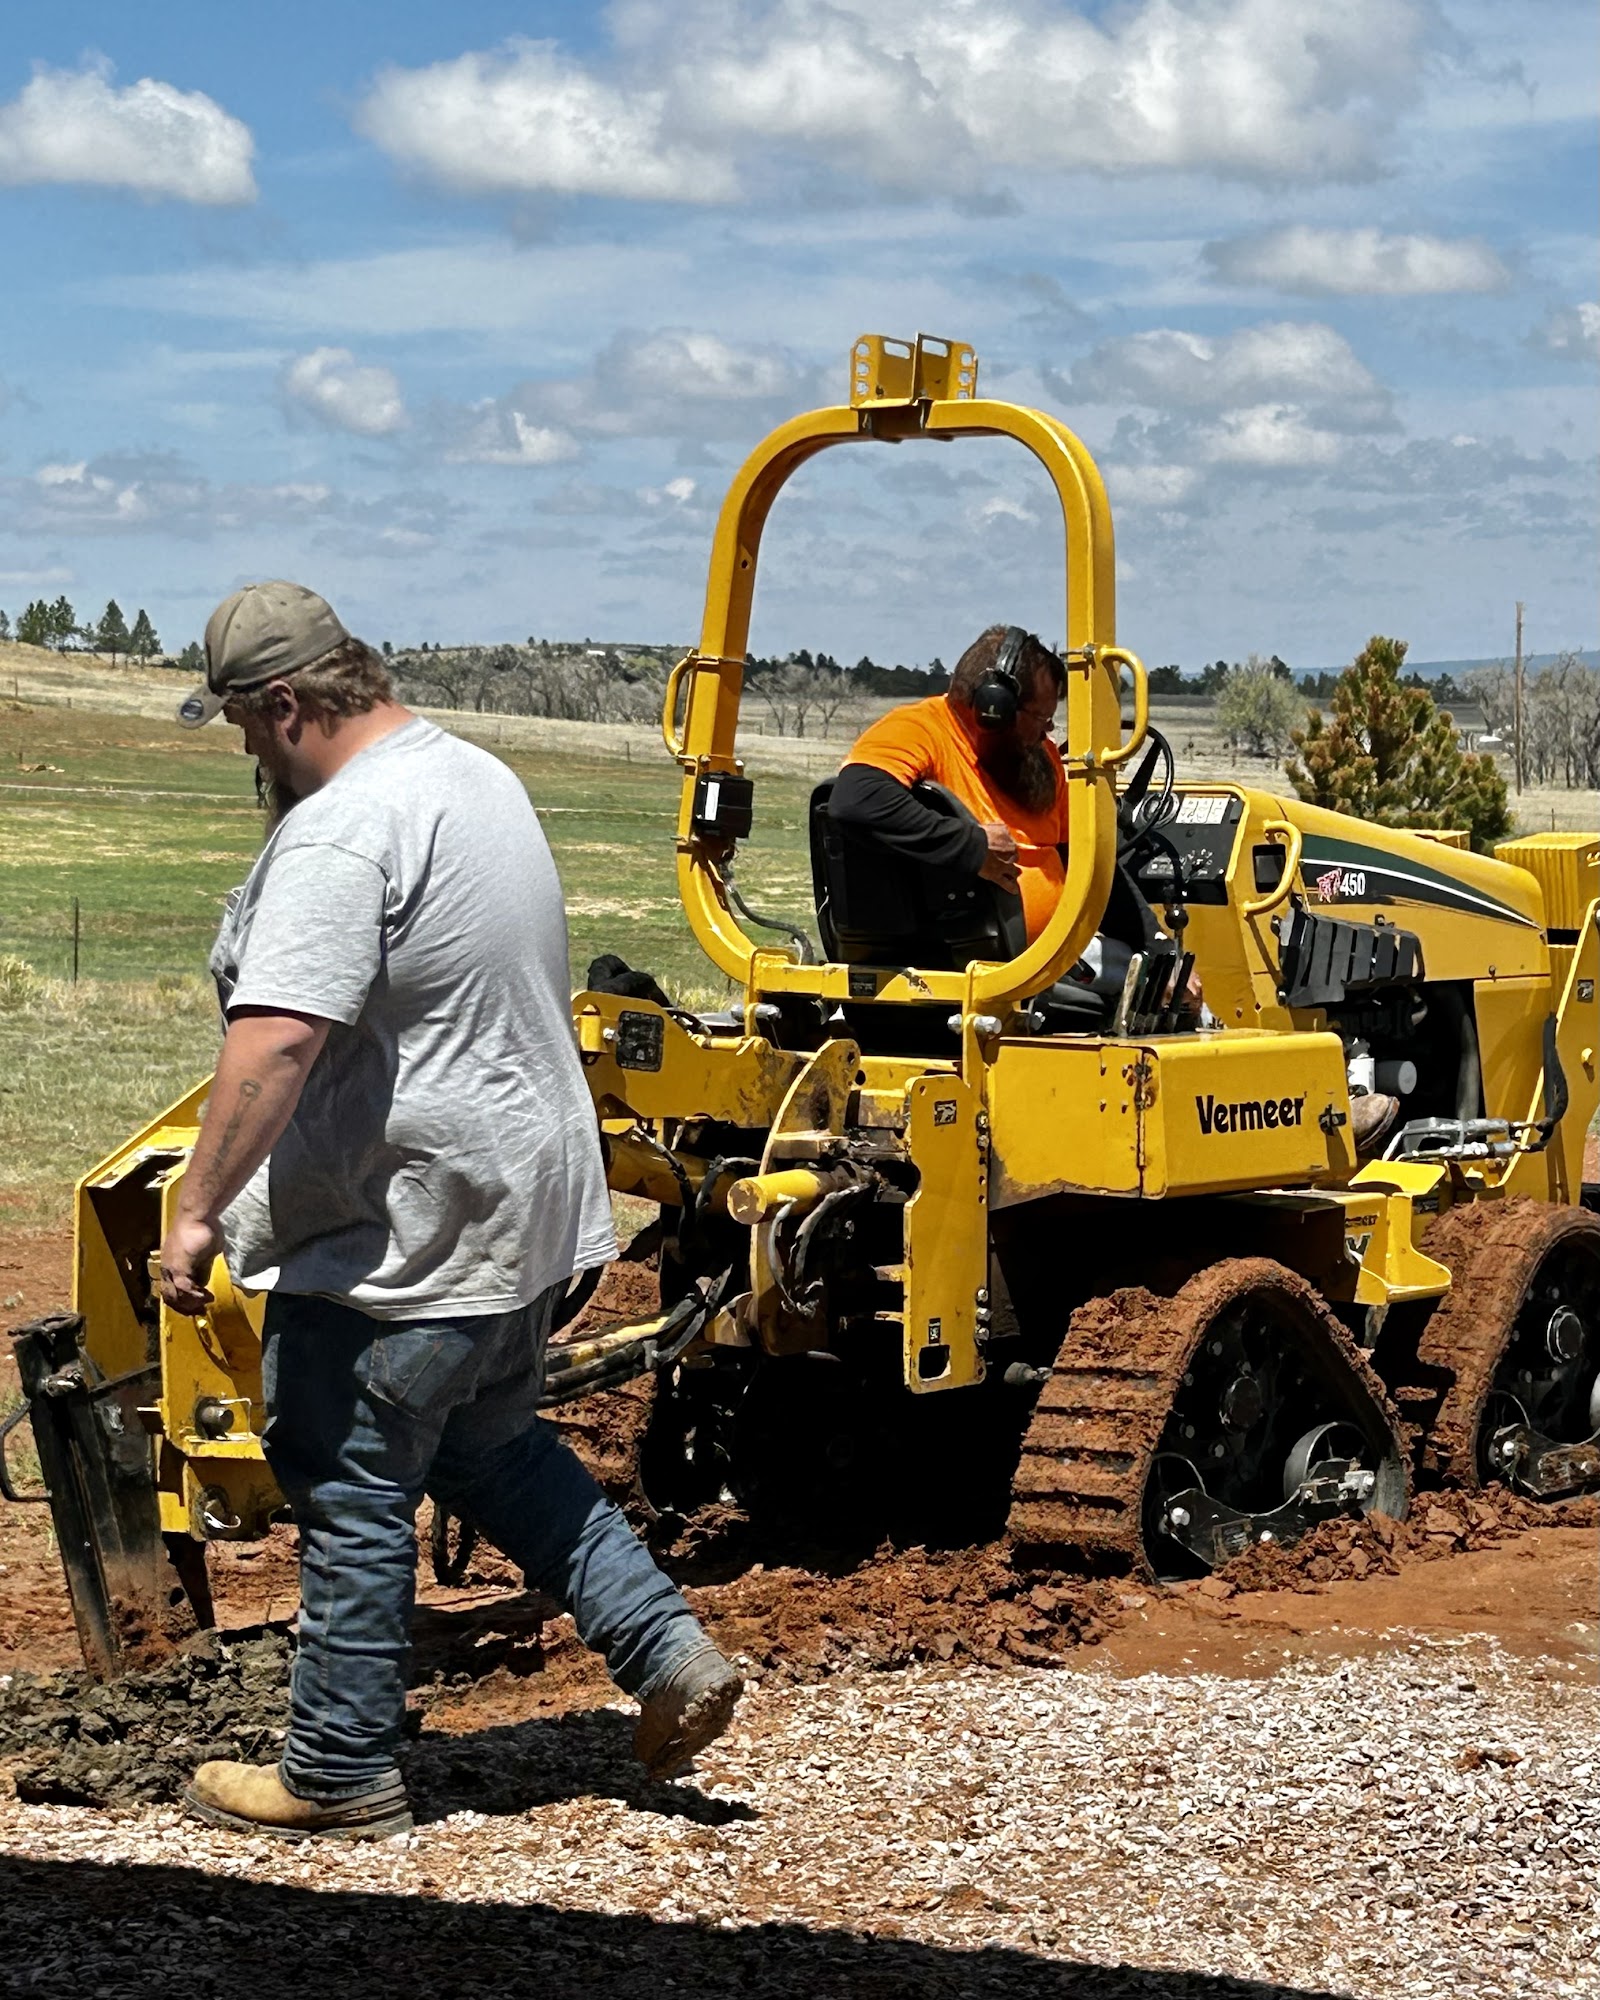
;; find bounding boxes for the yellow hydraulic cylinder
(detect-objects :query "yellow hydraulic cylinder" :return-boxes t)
[725,1165,857,1226]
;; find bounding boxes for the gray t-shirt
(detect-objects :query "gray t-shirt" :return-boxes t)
[209,715,616,1319]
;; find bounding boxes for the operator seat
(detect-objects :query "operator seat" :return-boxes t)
[808,779,1127,1051]
[810,778,1029,970]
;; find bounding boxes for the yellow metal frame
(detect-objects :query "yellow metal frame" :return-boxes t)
[665,331,1146,1029]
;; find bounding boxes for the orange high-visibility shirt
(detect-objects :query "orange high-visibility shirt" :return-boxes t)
[842,696,1070,944]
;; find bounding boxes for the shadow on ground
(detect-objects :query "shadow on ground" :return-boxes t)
[406,1704,754,1827]
[3,1852,1350,2000]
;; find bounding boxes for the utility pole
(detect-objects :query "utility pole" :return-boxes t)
[1513,600,1525,795]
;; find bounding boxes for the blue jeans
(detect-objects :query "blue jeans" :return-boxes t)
[259,1287,709,1800]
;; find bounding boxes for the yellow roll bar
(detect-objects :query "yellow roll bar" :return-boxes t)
[669,331,1138,1023]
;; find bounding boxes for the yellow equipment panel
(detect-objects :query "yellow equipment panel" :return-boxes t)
[902,1074,987,1393]
[986,1030,1349,1205]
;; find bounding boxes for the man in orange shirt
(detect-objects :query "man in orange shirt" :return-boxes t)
[832,624,1071,945]
[832,628,1400,1144]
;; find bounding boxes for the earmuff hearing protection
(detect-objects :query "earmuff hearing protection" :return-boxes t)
[972,625,1030,730]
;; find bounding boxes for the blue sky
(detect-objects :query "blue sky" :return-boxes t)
[0,0,1594,669]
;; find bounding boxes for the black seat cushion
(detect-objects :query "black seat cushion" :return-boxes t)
[810,777,1028,969]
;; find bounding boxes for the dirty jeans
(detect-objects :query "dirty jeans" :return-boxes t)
[259,1287,707,1800]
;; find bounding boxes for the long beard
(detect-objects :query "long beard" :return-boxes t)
[978,736,1057,813]
[255,764,302,832]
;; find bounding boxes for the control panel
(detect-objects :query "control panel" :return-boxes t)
[1129,791,1245,906]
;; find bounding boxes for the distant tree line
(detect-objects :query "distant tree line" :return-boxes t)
[740,651,949,738]
[3,595,161,660]
[387,641,676,726]
[383,642,953,738]
[1468,652,1600,790]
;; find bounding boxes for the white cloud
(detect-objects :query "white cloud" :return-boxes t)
[976,494,1035,525]
[1205,225,1510,295]
[443,403,580,466]
[15,454,332,535]
[638,475,699,506]
[355,0,1442,203]
[1200,404,1348,468]
[1067,321,1389,423]
[6,453,455,565]
[1531,302,1600,362]
[427,330,815,467]
[283,348,407,436]
[356,42,735,203]
[506,329,827,445]
[0,60,255,204]
[1105,461,1199,508]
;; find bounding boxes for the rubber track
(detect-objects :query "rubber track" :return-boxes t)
[1414,1198,1600,1489]
[1007,1256,1406,1578]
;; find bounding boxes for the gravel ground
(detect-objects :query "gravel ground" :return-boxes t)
[2,1636,1595,2000]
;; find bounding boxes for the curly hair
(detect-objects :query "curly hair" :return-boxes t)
[948,625,1064,712]
[227,636,393,725]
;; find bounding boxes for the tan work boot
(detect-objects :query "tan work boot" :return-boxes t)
[635,1645,744,1780]
[184,1761,413,1841]
[1350,1091,1401,1155]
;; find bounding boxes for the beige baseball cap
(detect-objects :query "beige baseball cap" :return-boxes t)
[177,579,350,728]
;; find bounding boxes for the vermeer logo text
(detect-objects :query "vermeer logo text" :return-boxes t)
[1195,1093,1306,1135]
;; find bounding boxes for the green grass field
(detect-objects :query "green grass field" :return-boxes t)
[0,702,820,1226]
[3,699,1594,1235]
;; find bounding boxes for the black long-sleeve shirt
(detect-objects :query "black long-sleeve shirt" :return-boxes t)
[828,763,988,876]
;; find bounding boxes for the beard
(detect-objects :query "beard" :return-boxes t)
[255,763,303,832]
[977,734,1057,813]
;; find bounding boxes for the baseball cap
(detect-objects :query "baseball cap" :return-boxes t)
[176,580,350,728]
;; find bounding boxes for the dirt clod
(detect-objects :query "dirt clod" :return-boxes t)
[686,1542,1120,1679]
[1218,1489,1599,1594]
[0,1630,292,1807]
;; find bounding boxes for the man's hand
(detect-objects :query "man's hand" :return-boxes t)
[160,1214,223,1315]
[977,821,1021,893]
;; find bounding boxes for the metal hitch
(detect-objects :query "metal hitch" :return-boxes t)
[9,1310,211,1677]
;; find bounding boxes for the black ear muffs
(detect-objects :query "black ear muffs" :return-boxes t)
[972,625,1029,730]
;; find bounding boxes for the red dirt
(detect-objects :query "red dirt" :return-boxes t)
[5,1219,1599,1725]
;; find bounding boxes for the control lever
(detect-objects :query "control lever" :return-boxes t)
[1157,950,1195,1034]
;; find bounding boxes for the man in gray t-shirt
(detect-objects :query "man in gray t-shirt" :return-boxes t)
[159,581,741,1842]
[209,706,616,1314]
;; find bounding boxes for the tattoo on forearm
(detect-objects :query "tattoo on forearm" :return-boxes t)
[192,1076,263,1206]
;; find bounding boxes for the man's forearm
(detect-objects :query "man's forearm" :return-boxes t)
[179,1013,329,1225]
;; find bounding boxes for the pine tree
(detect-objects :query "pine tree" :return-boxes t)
[48,596,77,650]
[178,640,204,672]
[129,608,160,659]
[17,600,51,647]
[0,609,10,642]
[1286,635,1512,850]
[96,599,131,660]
